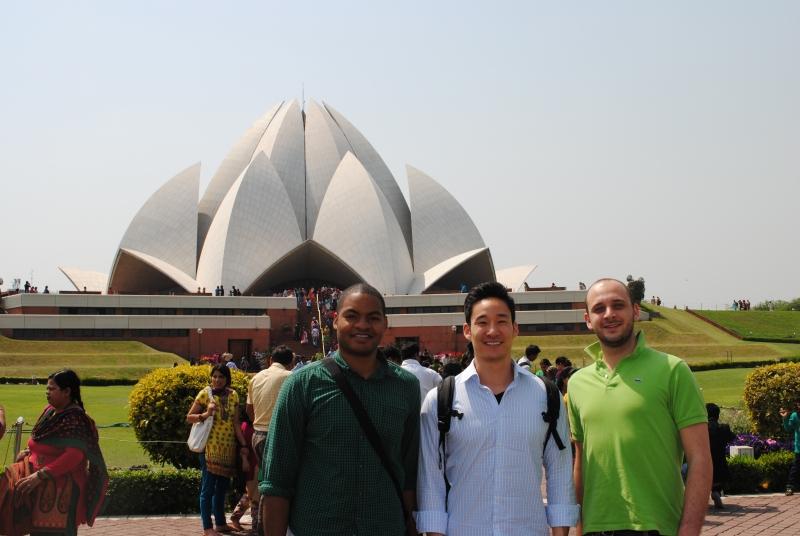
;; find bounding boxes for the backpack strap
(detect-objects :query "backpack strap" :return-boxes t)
[540,377,566,452]
[436,375,461,508]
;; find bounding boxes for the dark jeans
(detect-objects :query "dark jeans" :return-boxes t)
[252,430,269,533]
[199,454,230,530]
[789,452,800,488]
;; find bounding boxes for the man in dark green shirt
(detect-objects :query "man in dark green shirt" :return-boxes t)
[260,283,421,536]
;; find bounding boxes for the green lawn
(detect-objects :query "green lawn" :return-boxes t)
[0,385,150,469]
[696,310,800,341]
[694,368,751,408]
[0,335,182,379]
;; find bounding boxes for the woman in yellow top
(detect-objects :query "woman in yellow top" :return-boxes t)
[187,364,249,536]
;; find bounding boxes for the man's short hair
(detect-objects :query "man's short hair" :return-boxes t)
[706,403,720,421]
[337,282,386,315]
[584,278,633,311]
[540,358,552,367]
[271,345,294,366]
[400,341,419,361]
[555,356,571,367]
[525,344,541,359]
[383,345,402,364]
[464,281,516,324]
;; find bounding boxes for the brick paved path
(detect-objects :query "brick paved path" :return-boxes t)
[79,493,800,535]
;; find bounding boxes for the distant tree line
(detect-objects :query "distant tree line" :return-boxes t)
[754,298,800,312]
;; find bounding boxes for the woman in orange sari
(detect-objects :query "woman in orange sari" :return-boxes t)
[0,369,108,536]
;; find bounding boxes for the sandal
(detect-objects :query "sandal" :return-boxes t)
[215,526,234,534]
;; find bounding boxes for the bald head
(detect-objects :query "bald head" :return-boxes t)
[585,278,632,311]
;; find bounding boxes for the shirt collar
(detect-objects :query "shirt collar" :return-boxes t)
[460,358,521,387]
[401,359,421,366]
[269,362,288,371]
[584,331,646,366]
[334,350,394,379]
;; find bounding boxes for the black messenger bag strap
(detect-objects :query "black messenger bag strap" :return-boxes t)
[322,358,410,525]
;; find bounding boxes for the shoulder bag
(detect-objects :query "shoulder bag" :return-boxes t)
[187,386,214,453]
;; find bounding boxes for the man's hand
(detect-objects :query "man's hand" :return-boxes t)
[780,408,790,418]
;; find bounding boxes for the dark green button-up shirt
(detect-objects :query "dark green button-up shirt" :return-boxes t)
[260,351,421,536]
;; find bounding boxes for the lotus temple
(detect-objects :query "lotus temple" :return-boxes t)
[0,100,592,357]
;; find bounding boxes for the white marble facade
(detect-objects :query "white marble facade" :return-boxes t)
[101,99,500,295]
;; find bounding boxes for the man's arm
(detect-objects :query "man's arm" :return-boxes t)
[678,422,712,536]
[415,389,449,536]
[261,496,290,536]
[246,403,255,424]
[542,395,580,533]
[573,441,583,536]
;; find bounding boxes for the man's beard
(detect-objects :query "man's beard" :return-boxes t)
[598,323,635,348]
[338,336,379,358]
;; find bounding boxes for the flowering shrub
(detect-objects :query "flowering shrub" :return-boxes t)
[728,433,791,458]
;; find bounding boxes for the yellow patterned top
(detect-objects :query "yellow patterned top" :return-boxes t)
[195,387,239,477]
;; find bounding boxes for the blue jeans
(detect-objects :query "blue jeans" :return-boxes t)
[199,454,230,530]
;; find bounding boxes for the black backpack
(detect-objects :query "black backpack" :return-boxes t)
[436,374,566,502]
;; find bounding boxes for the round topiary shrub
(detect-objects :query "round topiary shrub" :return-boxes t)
[743,362,800,438]
[129,364,249,469]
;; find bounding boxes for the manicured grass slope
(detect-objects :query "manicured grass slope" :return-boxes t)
[697,310,800,341]
[693,368,751,408]
[0,385,149,469]
[513,305,797,367]
[0,335,181,379]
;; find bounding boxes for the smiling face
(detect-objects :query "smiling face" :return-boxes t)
[210,370,228,390]
[333,291,388,358]
[463,297,519,363]
[46,378,72,410]
[584,279,640,349]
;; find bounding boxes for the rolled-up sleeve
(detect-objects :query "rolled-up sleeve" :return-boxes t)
[543,396,580,527]
[414,388,449,534]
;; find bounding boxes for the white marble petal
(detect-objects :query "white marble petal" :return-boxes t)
[313,152,414,294]
[117,248,199,292]
[495,265,538,292]
[197,102,283,247]
[407,248,490,294]
[117,163,200,278]
[407,165,485,275]
[196,152,303,291]
[323,101,412,253]
[304,99,352,235]
[58,267,109,293]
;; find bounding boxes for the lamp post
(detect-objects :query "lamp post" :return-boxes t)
[451,325,457,354]
[197,328,203,363]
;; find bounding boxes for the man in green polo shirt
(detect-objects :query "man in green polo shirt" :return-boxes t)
[260,283,420,536]
[567,278,711,536]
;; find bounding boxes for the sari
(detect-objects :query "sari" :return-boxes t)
[0,405,108,536]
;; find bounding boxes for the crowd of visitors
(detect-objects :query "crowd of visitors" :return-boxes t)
[2,278,793,536]
[733,298,751,311]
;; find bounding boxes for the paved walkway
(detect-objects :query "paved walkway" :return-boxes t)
[78,493,800,535]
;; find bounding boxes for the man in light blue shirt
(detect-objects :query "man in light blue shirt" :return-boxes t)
[416,282,579,536]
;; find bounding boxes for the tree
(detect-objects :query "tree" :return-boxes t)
[625,275,646,305]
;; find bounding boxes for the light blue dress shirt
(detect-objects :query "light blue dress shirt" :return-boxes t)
[416,361,579,535]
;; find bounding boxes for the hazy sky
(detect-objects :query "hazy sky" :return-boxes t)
[1,2,797,309]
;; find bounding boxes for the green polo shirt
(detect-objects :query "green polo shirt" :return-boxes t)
[567,332,706,536]
[260,352,421,536]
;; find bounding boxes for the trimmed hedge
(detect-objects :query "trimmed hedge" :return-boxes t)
[743,336,800,344]
[688,356,800,372]
[103,468,201,515]
[128,364,249,469]
[726,451,793,494]
[743,362,800,438]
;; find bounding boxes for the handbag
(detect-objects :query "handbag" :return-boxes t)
[187,386,214,453]
[322,358,411,530]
